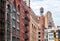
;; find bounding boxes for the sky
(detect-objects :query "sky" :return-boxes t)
[30,0,60,26]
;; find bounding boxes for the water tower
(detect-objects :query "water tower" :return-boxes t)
[40,7,44,16]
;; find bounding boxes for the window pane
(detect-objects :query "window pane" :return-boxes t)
[16,22,20,30]
[17,14,20,22]
[12,12,16,19]
[12,19,15,27]
[0,23,2,29]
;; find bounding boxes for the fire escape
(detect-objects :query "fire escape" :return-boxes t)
[24,10,30,41]
[0,0,6,41]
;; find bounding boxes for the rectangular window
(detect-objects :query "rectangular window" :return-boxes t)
[12,36,16,41]
[16,22,20,30]
[12,12,16,19]
[12,28,15,34]
[16,30,20,35]
[38,32,40,34]
[7,13,10,23]
[38,36,40,38]
[38,39,40,41]
[0,23,2,29]
[12,19,15,28]
[17,14,20,22]
[7,34,10,41]
[17,38,20,41]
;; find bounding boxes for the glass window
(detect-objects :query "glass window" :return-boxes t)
[17,14,20,22]
[38,32,40,34]
[12,36,16,41]
[38,39,40,41]
[12,19,15,28]
[12,12,16,19]
[38,36,40,38]
[16,30,20,35]
[12,0,16,12]
[7,4,11,13]
[0,23,2,29]
[17,38,20,41]
[16,22,20,30]
[12,28,15,34]
[7,34,10,41]
[17,5,20,12]
[32,24,33,27]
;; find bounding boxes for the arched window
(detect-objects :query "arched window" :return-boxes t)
[18,5,20,12]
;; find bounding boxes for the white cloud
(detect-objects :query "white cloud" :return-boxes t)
[30,0,60,26]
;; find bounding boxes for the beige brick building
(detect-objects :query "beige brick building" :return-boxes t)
[30,9,39,41]
[45,11,55,28]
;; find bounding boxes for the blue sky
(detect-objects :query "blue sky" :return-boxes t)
[30,0,60,26]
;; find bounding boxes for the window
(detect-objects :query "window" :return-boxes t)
[7,34,10,41]
[32,24,33,27]
[7,4,11,13]
[12,12,16,19]
[0,23,2,29]
[12,0,16,12]
[38,39,40,41]
[16,22,20,30]
[12,19,15,28]
[38,36,40,38]
[0,10,4,17]
[7,22,10,33]
[7,13,10,23]
[12,28,15,34]
[16,30,20,35]
[18,5,20,12]
[38,32,40,34]
[17,38,20,41]
[12,36,16,41]
[17,14,20,22]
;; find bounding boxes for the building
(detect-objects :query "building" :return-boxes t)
[39,7,45,41]
[44,28,48,41]
[48,27,60,41]
[0,0,30,41]
[20,0,30,41]
[0,0,20,41]
[45,11,55,28]
[48,28,55,41]
[30,9,39,41]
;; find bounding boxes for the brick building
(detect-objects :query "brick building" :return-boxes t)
[0,0,30,41]
[20,0,30,41]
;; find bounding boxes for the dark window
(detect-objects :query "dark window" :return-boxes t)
[16,14,20,21]
[7,4,11,13]
[16,30,20,35]
[7,34,10,41]
[17,38,20,41]
[18,5,20,12]
[38,39,40,41]
[38,36,40,38]
[12,19,16,28]
[38,32,40,34]
[0,23,2,29]
[32,24,33,27]
[12,28,16,34]
[12,36,16,41]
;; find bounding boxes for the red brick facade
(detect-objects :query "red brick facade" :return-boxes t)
[20,0,30,41]
[39,16,45,41]
[0,0,30,41]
